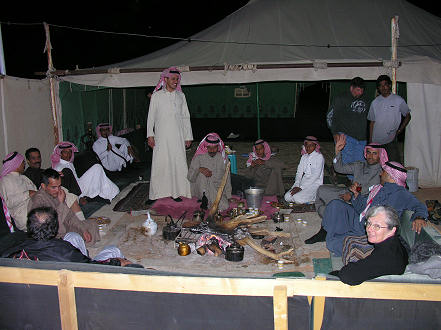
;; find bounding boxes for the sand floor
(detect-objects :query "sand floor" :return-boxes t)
[87,141,440,278]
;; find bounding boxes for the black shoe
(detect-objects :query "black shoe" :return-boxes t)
[91,196,111,204]
[305,227,327,244]
[145,199,156,206]
[172,197,183,202]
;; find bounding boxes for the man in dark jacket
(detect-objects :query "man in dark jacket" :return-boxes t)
[1,206,132,266]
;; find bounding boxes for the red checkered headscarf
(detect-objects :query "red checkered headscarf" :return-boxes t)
[51,141,78,168]
[247,140,271,166]
[96,123,112,138]
[364,143,388,166]
[383,161,407,187]
[193,133,227,163]
[301,136,321,155]
[1,152,25,179]
[154,67,182,92]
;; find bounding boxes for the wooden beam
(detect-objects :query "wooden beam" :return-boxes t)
[273,285,288,330]
[312,276,326,330]
[58,270,78,330]
[0,266,59,286]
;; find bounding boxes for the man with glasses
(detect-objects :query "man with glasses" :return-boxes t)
[330,205,408,285]
[307,160,427,256]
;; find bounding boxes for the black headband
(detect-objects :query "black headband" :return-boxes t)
[304,137,318,142]
[205,137,220,144]
[366,143,386,149]
[58,145,72,150]
[98,123,110,127]
[3,152,18,164]
[385,161,407,173]
[169,70,180,75]
[254,140,265,146]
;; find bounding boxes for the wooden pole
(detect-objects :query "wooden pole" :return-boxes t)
[44,22,60,145]
[391,16,399,94]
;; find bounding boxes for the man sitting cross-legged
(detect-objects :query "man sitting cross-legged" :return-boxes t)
[92,123,138,172]
[314,135,388,218]
[245,139,286,197]
[305,161,428,256]
[187,133,232,211]
[28,169,100,245]
[51,141,119,204]
[1,206,133,267]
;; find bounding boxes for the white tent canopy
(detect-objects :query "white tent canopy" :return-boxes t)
[58,0,441,187]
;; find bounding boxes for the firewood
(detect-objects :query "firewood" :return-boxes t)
[207,162,231,221]
[248,228,291,238]
[237,236,294,263]
[206,241,223,256]
[215,215,266,232]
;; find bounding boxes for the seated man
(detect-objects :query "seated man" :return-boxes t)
[188,133,232,211]
[24,147,82,196]
[245,139,286,196]
[315,135,388,217]
[51,141,119,203]
[24,147,86,220]
[306,161,428,255]
[0,193,27,254]
[29,169,100,244]
[92,123,137,172]
[331,205,408,285]
[1,206,132,266]
[0,152,38,230]
[285,136,324,204]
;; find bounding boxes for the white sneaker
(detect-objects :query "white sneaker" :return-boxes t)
[227,132,240,139]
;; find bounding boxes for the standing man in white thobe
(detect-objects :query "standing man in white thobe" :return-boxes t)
[146,67,193,205]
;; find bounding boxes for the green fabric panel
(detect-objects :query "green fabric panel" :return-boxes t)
[60,82,150,151]
[184,82,297,118]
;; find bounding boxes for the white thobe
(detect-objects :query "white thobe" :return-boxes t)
[147,88,193,199]
[53,159,119,201]
[188,153,232,211]
[0,172,36,230]
[285,151,324,204]
[93,135,133,171]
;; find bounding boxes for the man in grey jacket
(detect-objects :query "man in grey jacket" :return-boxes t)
[314,134,388,218]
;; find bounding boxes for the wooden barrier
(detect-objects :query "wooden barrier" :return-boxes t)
[1,266,441,330]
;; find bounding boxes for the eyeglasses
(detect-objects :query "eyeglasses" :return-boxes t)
[365,221,389,231]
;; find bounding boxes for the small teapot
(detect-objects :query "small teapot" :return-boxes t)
[141,211,157,236]
[177,242,191,256]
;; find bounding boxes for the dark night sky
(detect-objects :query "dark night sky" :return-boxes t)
[1,0,440,79]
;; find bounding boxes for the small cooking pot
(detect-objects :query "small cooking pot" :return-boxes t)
[162,215,181,240]
[177,242,191,256]
[272,212,284,223]
[225,242,244,262]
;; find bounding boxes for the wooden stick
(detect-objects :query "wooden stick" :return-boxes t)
[208,161,231,219]
[237,237,294,263]
[248,228,291,238]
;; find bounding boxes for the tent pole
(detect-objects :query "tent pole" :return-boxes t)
[391,16,399,94]
[256,82,261,139]
[43,22,60,145]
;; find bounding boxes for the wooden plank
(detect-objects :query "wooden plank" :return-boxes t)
[312,276,326,330]
[273,285,288,330]
[58,270,78,330]
[0,266,59,285]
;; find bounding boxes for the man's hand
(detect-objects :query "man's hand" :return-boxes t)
[185,140,192,148]
[115,258,132,267]
[290,187,302,196]
[83,230,92,243]
[147,136,155,149]
[106,142,112,151]
[334,134,346,155]
[339,192,352,202]
[29,190,37,197]
[199,167,212,177]
[348,182,361,199]
[412,218,427,234]
[57,188,66,204]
